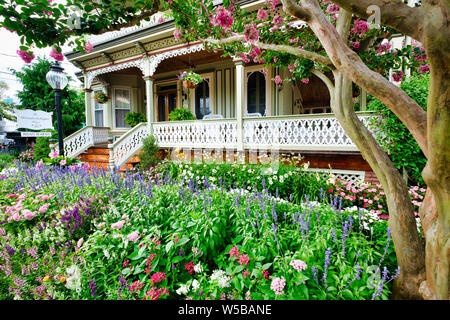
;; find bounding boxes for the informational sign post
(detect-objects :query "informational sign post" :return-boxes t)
[20,131,52,137]
[15,109,54,130]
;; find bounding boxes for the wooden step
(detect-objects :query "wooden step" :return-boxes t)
[87,147,109,155]
[80,153,110,162]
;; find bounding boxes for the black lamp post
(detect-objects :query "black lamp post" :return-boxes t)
[46,61,68,156]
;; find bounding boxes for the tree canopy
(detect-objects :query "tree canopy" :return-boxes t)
[11,58,85,137]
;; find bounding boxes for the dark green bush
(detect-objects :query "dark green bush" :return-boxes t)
[168,108,195,121]
[367,73,429,185]
[33,137,51,162]
[125,112,147,127]
[138,135,160,170]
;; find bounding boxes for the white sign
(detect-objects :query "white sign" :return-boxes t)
[20,131,52,137]
[15,109,54,130]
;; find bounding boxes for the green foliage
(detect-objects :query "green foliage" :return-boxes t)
[168,108,196,121]
[33,137,51,162]
[11,58,85,137]
[178,71,203,85]
[138,135,160,170]
[367,74,429,185]
[0,164,398,300]
[125,112,147,127]
[164,161,328,204]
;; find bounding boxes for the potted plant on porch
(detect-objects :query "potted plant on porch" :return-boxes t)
[178,71,203,89]
[93,91,110,104]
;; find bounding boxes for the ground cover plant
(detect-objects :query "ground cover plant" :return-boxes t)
[0,161,401,300]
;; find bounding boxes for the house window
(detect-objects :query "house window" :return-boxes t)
[114,88,131,128]
[247,71,266,115]
[195,80,210,119]
[93,90,104,127]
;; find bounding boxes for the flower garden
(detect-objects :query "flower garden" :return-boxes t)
[0,156,425,300]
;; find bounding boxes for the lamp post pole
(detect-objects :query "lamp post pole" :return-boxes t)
[46,61,68,157]
[54,89,64,156]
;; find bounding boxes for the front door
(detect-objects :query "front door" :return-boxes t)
[157,91,177,122]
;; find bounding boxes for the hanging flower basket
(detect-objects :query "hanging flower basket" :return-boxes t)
[94,91,110,104]
[178,71,203,89]
[183,79,198,89]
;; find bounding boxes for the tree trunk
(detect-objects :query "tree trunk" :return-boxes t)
[329,71,426,299]
[418,2,450,299]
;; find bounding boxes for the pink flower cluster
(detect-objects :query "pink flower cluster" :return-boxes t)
[392,71,404,82]
[270,276,286,295]
[49,47,64,62]
[17,50,35,64]
[257,9,268,21]
[244,23,259,42]
[127,231,140,242]
[377,42,392,54]
[409,186,426,217]
[111,220,125,230]
[351,19,370,38]
[229,246,250,266]
[289,259,307,272]
[83,41,93,53]
[212,6,234,31]
[269,15,284,32]
[151,272,166,284]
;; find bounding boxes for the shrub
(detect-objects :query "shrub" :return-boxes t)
[33,137,51,162]
[367,73,429,185]
[138,135,160,170]
[125,112,147,127]
[0,163,398,300]
[169,108,196,121]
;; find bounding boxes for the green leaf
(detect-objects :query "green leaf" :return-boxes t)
[166,240,174,253]
[262,263,272,270]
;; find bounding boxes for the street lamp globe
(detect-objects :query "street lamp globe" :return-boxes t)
[46,61,68,90]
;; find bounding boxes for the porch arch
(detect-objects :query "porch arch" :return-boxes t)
[86,58,147,89]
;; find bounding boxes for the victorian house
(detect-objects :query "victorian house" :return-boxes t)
[63,0,378,183]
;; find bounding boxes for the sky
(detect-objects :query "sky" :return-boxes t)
[0,28,82,104]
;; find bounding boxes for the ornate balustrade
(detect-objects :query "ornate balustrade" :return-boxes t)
[153,112,376,152]
[63,126,109,158]
[243,113,375,151]
[109,122,150,170]
[65,113,377,171]
[153,119,237,149]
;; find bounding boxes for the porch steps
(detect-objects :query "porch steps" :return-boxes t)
[79,144,140,172]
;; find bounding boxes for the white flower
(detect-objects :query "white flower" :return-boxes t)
[192,279,200,290]
[193,263,203,273]
[176,283,190,295]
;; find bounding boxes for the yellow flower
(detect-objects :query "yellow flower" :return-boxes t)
[60,276,66,283]
[43,276,49,282]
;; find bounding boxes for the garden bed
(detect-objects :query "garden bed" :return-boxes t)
[0,162,400,300]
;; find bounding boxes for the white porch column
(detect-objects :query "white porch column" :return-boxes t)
[83,73,93,127]
[83,88,94,127]
[234,59,245,152]
[144,76,155,134]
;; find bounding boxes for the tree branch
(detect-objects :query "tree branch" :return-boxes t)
[330,0,424,41]
[204,35,334,68]
[281,0,312,22]
[297,0,428,157]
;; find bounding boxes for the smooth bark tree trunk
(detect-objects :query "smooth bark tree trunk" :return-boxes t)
[418,1,450,300]
[312,7,427,299]
[330,71,426,299]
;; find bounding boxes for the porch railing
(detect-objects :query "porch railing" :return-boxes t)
[62,126,109,158]
[108,122,150,170]
[153,112,376,152]
[64,112,377,170]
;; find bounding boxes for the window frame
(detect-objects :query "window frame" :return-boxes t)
[244,66,272,116]
[113,87,132,129]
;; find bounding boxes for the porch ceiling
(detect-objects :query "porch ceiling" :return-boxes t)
[155,49,231,75]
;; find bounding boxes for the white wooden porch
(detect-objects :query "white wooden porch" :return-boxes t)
[60,112,377,171]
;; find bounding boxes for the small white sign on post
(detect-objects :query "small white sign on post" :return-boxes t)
[20,131,52,137]
[15,109,54,130]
